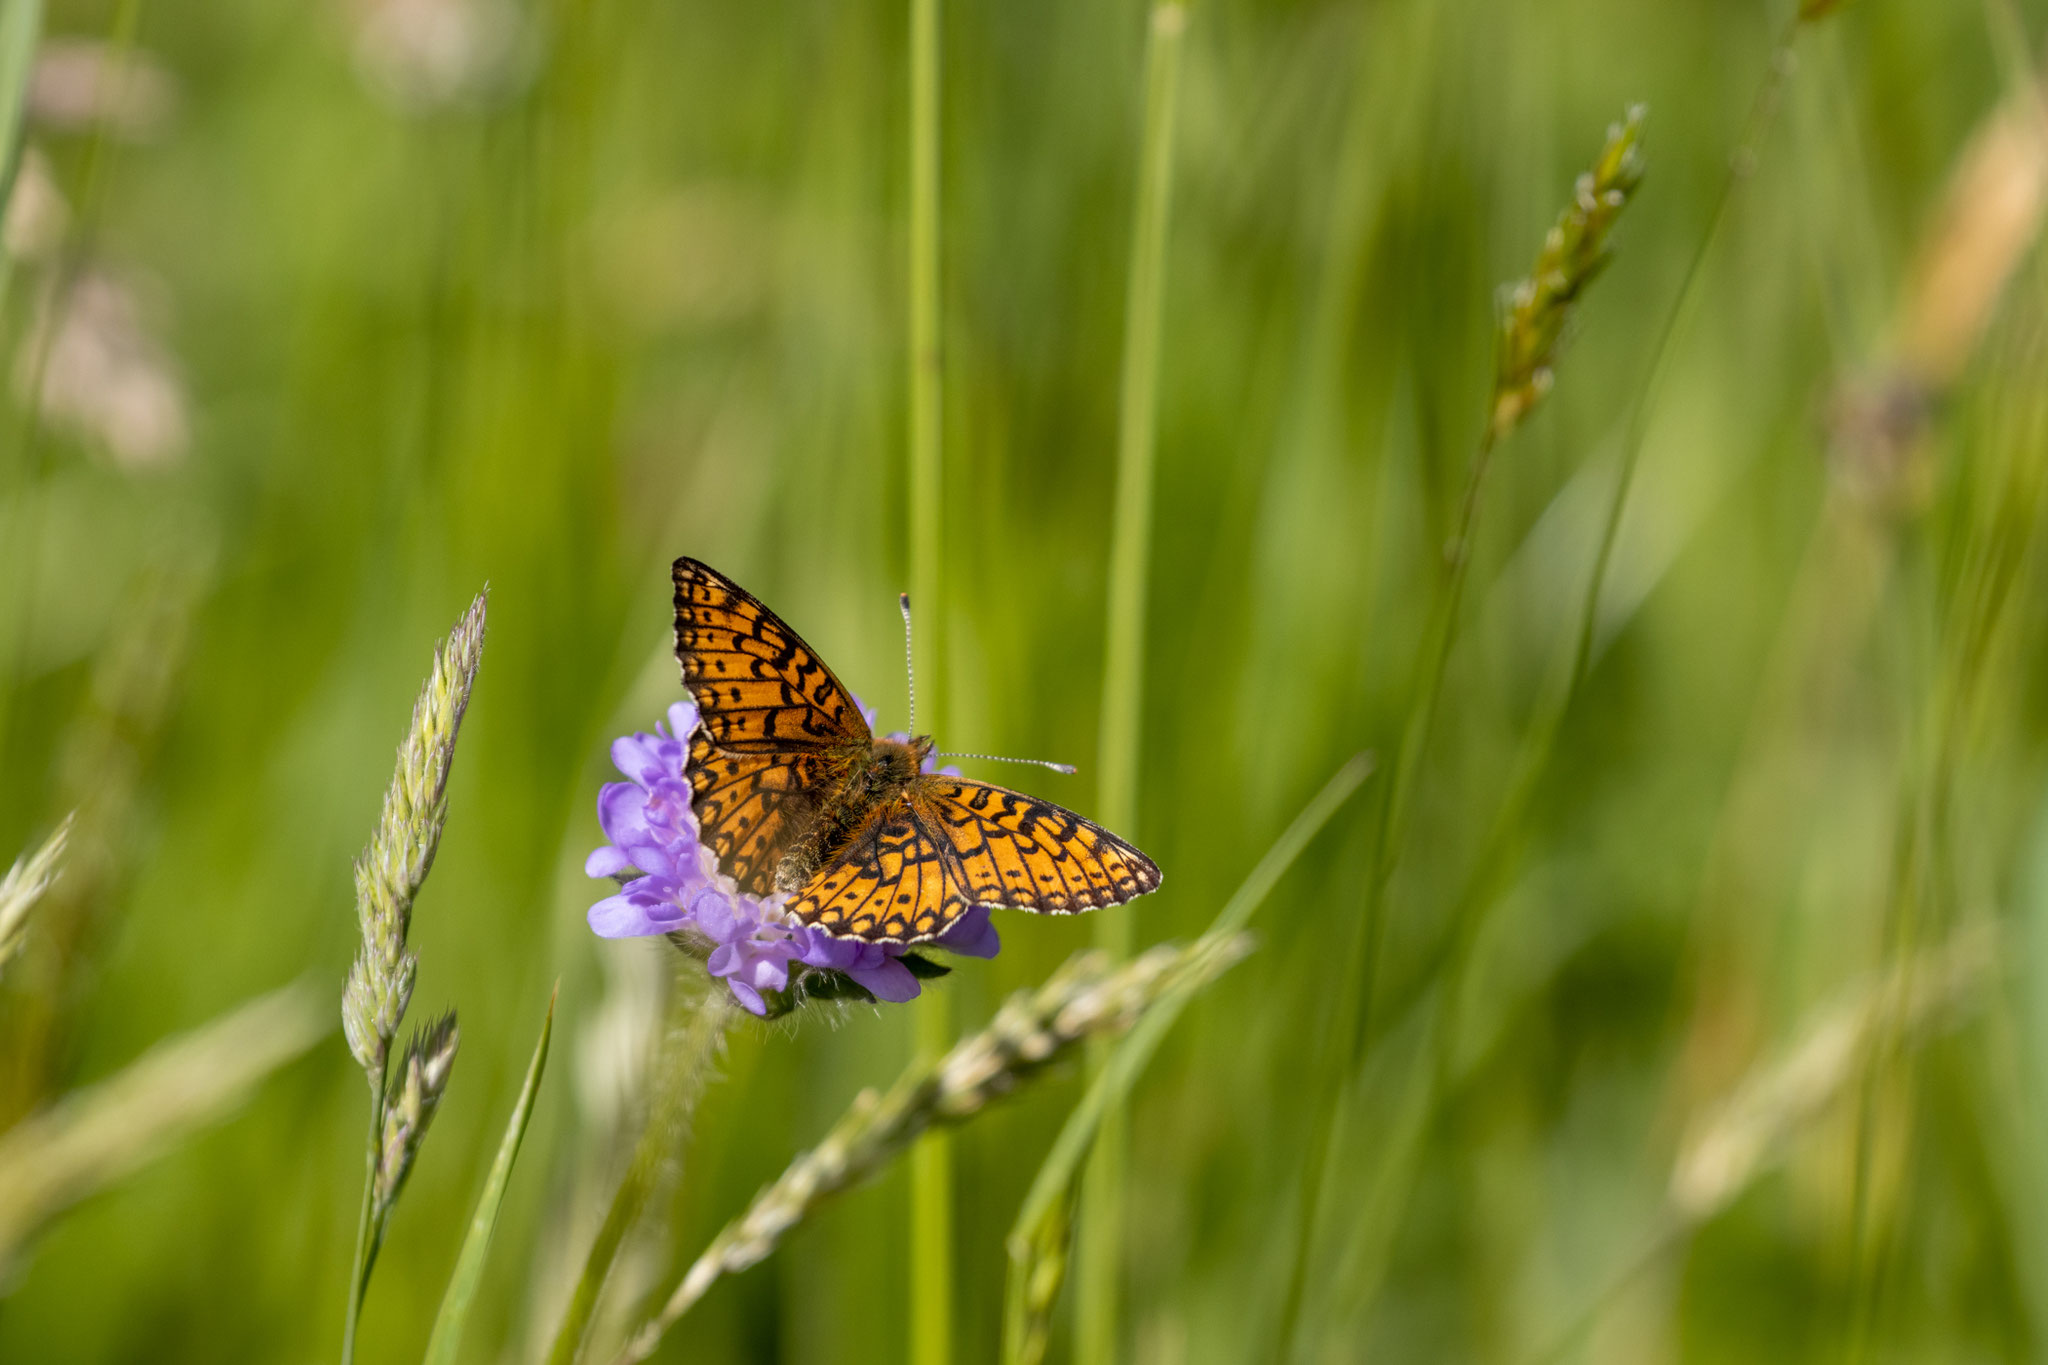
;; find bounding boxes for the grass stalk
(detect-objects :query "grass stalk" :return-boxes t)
[1270,43,1814,1349]
[1081,5,1186,1360]
[906,0,953,1359]
[341,1084,385,1365]
[1277,103,1649,1360]
[548,983,731,1365]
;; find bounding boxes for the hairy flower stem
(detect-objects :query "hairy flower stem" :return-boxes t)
[550,984,731,1365]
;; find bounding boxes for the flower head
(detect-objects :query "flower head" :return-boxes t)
[586,700,998,1017]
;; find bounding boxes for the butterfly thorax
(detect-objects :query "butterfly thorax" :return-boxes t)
[771,734,935,893]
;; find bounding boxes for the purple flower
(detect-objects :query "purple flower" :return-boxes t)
[586,699,1000,1016]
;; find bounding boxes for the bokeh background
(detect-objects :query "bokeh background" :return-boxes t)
[0,0,2042,1360]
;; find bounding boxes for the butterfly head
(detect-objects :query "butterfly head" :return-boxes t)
[870,733,936,787]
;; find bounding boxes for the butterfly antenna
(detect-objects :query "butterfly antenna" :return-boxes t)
[934,751,1079,776]
[899,592,917,736]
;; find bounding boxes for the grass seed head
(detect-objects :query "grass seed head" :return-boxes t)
[373,1011,460,1227]
[1490,104,1646,444]
[0,815,73,978]
[342,591,487,1079]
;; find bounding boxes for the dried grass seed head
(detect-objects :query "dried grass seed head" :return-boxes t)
[0,815,73,976]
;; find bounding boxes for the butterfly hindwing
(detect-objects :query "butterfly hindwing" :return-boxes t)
[786,797,963,942]
[673,557,871,753]
[786,776,1163,945]
[918,776,1160,914]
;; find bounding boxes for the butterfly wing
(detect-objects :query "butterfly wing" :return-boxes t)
[673,557,871,896]
[673,557,871,752]
[786,776,1162,944]
[916,776,1161,913]
[785,797,959,942]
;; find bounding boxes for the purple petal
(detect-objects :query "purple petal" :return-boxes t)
[610,732,673,788]
[693,888,741,941]
[586,845,633,878]
[739,951,793,994]
[726,979,769,1016]
[936,906,1001,959]
[665,700,699,740]
[796,930,859,971]
[843,955,922,1003]
[598,785,680,878]
[589,885,681,938]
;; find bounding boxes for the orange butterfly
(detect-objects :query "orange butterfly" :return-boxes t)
[673,557,1162,944]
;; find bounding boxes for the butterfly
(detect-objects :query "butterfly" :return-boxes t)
[673,557,1162,944]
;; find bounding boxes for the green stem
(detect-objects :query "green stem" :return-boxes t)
[341,1075,385,1365]
[906,0,952,1360]
[1079,6,1186,1363]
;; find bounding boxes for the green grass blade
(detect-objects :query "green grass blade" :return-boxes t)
[422,985,558,1365]
[906,0,954,1359]
[1079,5,1189,1357]
[1007,754,1372,1362]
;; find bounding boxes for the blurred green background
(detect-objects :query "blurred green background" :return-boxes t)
[0,0,2042,1359]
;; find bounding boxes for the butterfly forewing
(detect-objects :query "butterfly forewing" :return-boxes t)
[685,737,832,895]
[673,558,871,753]
[674,558,871,896]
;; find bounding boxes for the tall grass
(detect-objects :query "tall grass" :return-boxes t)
[905,0,952,1360]
[1080,5,1185,1362]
